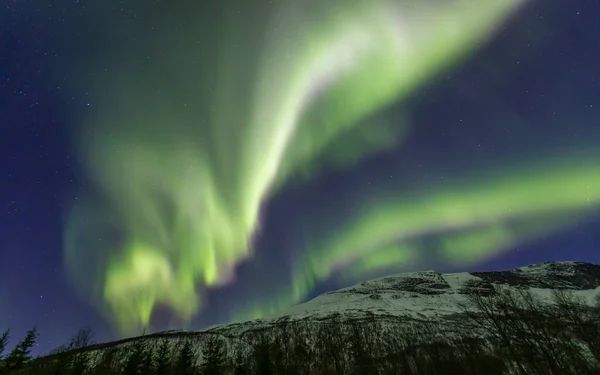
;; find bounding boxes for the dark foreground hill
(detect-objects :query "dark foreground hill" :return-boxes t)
[3,261,600,374]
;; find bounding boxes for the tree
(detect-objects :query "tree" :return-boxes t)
[174,338,197,375]
[551,289,600,363]
[67,326,95,350]
[201,336,226,375]
[459,284,599,375]
[291,325,311,375]
[232,350,248,375]
[47,348,70,375]
[318,316,346,375]
[254,340,272,375]
[349,324,375,375]
[459,288,530,374]
[91,347,118,375]
[140,345,154,375]
[123,340,147,375]
[54,326,95,375]
[0,329,8,360]
[0,329,8,372]
[3,326,37,371]
[154,339,171,375]
[69,352,91,375]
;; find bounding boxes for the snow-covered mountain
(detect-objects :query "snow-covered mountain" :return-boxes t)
[43,261,600,374]
[278,261,600,319]
[205,261,600,336]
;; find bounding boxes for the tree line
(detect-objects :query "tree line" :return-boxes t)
[1,281,599,374]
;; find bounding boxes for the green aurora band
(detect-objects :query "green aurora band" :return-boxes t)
[64,0,534,334]
[233,152,600,321]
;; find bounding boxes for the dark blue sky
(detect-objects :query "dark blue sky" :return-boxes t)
[1,0,599,355]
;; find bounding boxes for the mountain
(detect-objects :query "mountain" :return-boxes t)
[25,261,600,374]
[280,260,600,319]
[205,260,600,336]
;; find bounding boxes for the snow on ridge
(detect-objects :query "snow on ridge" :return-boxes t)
[68,261,600,370]
[145,261,599,338]
[100,260,600,358]
[274,261,600,323]
[326,261,591,296]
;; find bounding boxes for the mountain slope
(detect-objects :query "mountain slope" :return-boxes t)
[275,261,600,321]
[33,261,600,374]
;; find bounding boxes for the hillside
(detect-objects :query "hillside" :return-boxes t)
[7,261,600,374]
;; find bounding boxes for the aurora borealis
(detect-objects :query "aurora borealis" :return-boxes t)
[2,0,600,349]
[62,0,530,334]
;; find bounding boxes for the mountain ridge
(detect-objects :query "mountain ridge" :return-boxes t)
[249,260,600,324]
[73,260,600,343]
[25,260,600,374]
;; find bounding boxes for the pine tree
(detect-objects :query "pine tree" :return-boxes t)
[201,336,226,375]
[0,329,9,375]
[3,326,37,371]
[69,353,90,375]
[174,338,197,375]
[123,340,146,375]
[154,339,171,375]
[0,329,8,360]
[140,344,154,375]
[92,347,118,375]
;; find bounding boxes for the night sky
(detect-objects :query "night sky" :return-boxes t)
[1,0,599,355]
